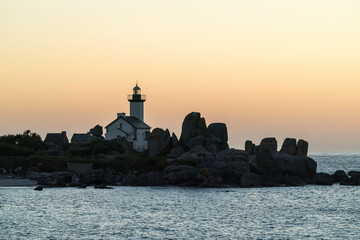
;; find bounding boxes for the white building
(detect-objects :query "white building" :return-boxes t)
[105,84,151,152]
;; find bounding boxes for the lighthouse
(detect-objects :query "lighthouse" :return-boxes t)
[128,83,146,121]
[105,83,151,152]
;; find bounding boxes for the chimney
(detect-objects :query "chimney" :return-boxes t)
[61,131,66,135]
[117,113,125,118]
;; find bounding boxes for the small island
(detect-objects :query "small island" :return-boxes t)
[0,111,359,189]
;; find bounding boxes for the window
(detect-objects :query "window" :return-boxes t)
[120,123,122,130]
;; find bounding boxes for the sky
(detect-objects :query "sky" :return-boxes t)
[1,0,359,152]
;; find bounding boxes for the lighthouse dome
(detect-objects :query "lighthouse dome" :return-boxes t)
[133,84,141,91]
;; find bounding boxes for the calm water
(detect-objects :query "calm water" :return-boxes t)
[310,153,360,174]
[1,153,360,240]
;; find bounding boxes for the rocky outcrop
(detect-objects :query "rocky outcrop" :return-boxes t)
[280,138,297,155]
[164,165,201,186]
[171,133,179,148]
[148,128,171,157]
[34,186,43,191]
[175,145,215,163]
[138,172,166,186]
[313,173,333,185]
[167,146,185,158]
[254,138,308,157]
[296,139,308,156]
[348,171,360,178]
[186,135,205,149]
[241,173,262,188]
[332,170,347,183]
[177,112,229,154]
[255,150,317,178]
[198,149,250,186]
[179,112,207,147]
[245,140,255,155]
[259,138,277,153]
[207,123,228,150]
[94,184,113,189]
[340,171,360,186]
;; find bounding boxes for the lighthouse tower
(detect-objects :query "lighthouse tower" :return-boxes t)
[128,83,146,121]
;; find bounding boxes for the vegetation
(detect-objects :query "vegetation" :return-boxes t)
[0,130,47,151]
[0,131,166,174]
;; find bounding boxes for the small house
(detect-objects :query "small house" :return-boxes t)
[105,113,151,152]
[71,133,91,144]
[44,131,69,147]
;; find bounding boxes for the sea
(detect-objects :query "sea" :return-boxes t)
[1,153,360,240]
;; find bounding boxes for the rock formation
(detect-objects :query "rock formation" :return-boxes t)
[313,173,333,185]
[280,138,297,155]
[148,128,171,157]
[176,112,229,154]
[332,170,347,183]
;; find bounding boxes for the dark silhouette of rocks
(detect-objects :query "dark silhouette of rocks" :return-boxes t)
[255,150,317,179]
[245,140,255,155]
[207,123,228,150]
[348,171,360,178]
[296,139,308,156]
[179,112,207,147]
[176,112,230,155]
[280,138,297,155]
[34,186,43,191]
[164,165,201,186]
[241,173,262,188]
[247,138,309,157]
[186,134,205,149]
[148,128,171,157]
[313,173,333,185]
[332,170,347,183]
[171,133,179,148]
[94,184,113,189]
[167,146,184,158]
[259,137,277,153]
[340,171,360,186]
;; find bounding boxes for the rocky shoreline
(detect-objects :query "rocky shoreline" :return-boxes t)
[1,164,359,189]
[1,112,359,189]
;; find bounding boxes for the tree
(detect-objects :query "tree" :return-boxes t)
[0,130,47,151]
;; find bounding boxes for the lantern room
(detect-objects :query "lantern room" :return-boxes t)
[133,84,141,95]
[128,83,146,121]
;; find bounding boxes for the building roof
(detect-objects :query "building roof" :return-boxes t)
[105,115,151,129]
[44,132,68,144]
[71,133,91,143]
[125,116,151,129]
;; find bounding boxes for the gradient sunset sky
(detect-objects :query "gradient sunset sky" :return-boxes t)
[1,0,359,152]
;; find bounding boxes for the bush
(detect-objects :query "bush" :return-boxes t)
[91,143,110,154]
[111,154,167,173]
[0,130,47,151]
[66,139,125,156]
[0,142,35,156]
[103,140,125,153]
[69,147,92,156]
[0,156,28,170]
[26,155,66,172]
